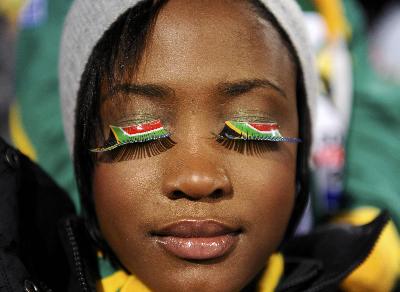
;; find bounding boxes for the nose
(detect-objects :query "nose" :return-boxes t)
[162,158,233,201]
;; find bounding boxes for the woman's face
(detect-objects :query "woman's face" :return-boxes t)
[93,0,298,291]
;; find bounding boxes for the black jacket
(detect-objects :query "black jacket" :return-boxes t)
[0,137,389,292]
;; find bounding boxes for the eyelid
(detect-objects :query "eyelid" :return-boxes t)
[230,110,278,123]
[90,119,171,152]
[111,113,160,127]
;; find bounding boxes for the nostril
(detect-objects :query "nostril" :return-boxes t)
[170,190,186,200]
[210,188,224,199]
[169,188,225,201]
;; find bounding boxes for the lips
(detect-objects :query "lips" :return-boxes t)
[152,220,241,260]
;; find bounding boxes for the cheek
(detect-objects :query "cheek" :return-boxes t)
[92,160,161,258]
[229,146,297,251]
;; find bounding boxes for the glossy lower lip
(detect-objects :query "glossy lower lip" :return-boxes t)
[152,220,241,260]
[156,234,239,260]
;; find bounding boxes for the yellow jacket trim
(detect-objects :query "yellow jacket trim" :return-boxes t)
[334,207,400,292]
[98,253,284,292]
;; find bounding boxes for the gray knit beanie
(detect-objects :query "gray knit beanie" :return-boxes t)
[59,0,317,154]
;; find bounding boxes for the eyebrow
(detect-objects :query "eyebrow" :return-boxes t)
[216,79,287,99]
[103,78,287,103]
[104,83,175,101]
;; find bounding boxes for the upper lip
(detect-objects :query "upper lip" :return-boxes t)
[151,220,241,238]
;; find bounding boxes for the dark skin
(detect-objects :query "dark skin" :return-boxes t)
[93,0,298,291]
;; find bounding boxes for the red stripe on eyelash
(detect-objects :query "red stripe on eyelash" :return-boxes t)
[122,119,163,135]
[249,122,278,132]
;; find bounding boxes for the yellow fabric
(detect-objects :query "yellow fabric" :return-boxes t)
[120,276,152,292]
[0,0,25,23]
[334,207,400,292]
[9,102,37,161]
[258,253,284,292]
[98,253,284,292]
[313,0,351,40]
[97,271,150,292]
[97,271,130,292]
[317,47,333,83]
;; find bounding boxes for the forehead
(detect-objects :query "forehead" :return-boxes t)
[134,0,296,92]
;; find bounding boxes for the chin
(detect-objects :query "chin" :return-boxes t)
[122,239,269,292]
[140,266,251,292]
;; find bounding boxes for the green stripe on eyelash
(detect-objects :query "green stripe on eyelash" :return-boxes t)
[90,119,170,152]
[219,121,301,143]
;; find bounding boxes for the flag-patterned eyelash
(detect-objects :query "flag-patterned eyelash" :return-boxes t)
[90,119,171,153]
[216,121,301,143]
[90,119,300,155]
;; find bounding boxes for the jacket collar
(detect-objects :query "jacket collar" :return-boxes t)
[277,211,389,291]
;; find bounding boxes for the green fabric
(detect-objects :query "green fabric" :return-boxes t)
[98,253,118,278]
[15,0,79,210]
[342,1,400,228]
[297,0,314,12]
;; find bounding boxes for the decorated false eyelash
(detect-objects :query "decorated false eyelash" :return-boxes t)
[90,119,170,152]
[217,121,301,143]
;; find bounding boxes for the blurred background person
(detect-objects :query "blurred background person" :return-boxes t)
[368,0,400,85]
[0,0,22,142]
[7,0,79,207]
[299,0,400,290]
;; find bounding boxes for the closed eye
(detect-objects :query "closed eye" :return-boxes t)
[214,134,278,156]
[217,121,301,143]
[90,119,176,161]
[94,138,176,163]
